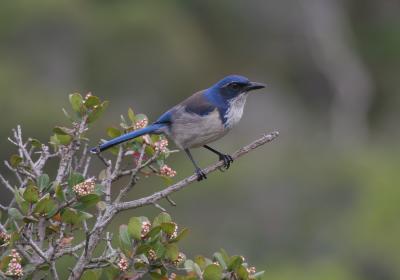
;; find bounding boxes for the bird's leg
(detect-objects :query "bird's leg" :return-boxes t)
[203,145,233,169]
[184,149,207,181]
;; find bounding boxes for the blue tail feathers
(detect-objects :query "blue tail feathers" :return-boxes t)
[90,123,166,153]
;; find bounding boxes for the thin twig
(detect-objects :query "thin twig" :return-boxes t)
[0,173,14,193]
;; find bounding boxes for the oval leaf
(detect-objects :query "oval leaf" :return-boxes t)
[69,93,84,113]
[23,184,39,203]
[164,243,179,261]
[37,174,50,192]
[153,212,171,227]
[128,217,142,240]
[203,264,223,280]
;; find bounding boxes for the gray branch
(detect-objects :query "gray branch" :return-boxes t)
[116,131,279,211]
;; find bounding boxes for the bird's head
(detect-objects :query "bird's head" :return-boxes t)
[210,75,266,100]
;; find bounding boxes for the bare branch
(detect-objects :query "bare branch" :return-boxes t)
[14,126,40,177]
[116,131,279,212]
[0,173,14,194]
[50,261,60,280]
[21,233,48,263]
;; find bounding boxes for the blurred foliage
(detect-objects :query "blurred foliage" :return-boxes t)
[0,1,399,280]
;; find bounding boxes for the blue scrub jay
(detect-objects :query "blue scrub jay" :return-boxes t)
[91,75,266,181]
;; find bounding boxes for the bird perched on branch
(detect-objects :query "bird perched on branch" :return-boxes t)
[91,75,266,181]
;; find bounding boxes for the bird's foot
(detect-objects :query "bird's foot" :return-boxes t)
[195,168,207,181]
[219,154,233,170]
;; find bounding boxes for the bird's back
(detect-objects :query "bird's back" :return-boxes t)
[158,91,227,149]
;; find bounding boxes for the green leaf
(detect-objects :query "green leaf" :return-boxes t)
[33,194,56,216]
[119,224,132,256]
[236,265,249,280]
[213,252,227,270]
[68,172,85,188]
[81,269,102,280]
[61,208,80,224]
[37,174,50,192]
[84,95,100,109]
[220,248,230,264]
[69,93,84,113]
[203,264,223,280]
[23,184,39,203]
[153,212,171,227]
[87,101,109,123]
[8,208,23,220]
[75,194,100,210]
[128,108,135,123]
[55,183,66,202]
[160,222,176,235]
[10,154,22,168]
[78,211,93,220]
[29,138,42,148]
[107,127,122,138]
[128,217,143,240]
[51,134,72,146]
[170,228,189,243]
[14,189,29,214]
[164,243,179,261]
[145,145,155,156]
[228,255,243,271]
[149,272,163,280]
[136,244,151,255]
[147,226,162,239]
[53,126,73,136]
[152,241,166,258]
[103,265,121,279]
[194,255,207,270]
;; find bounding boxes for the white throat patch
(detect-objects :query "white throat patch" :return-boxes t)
[224,94,248,129]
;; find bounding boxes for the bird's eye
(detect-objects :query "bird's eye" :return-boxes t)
[229,83,240,90]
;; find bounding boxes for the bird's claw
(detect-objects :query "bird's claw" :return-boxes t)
[195,168,207,181]
[219,154,233,169]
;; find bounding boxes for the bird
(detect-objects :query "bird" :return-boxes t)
[90,75,266,181]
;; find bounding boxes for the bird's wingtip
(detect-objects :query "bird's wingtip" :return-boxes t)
[90,146,101,154]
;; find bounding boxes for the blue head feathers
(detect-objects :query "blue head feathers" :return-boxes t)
[205,75,266,104]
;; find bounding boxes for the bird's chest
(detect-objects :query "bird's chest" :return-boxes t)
[223,94,247,129]
[168,108,226,149]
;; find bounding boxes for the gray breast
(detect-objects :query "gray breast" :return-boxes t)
[167,107,227,149]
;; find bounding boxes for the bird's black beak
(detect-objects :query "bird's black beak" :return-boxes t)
[246,81,267,92]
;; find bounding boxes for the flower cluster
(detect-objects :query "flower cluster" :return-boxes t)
[141,221,151,239]
[172,252,186,266]
[154,139,168,153]
[0,230,11,246]
[169,272,177,280]
[247,266,256,275]
[159,165,177,178]
[117,255,129,271]
[135,118,148,129]
[72,178,95,196]
[6,249,23,277]
[147,249,157,261]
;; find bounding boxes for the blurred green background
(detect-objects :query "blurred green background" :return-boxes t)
[1,0,399,279]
